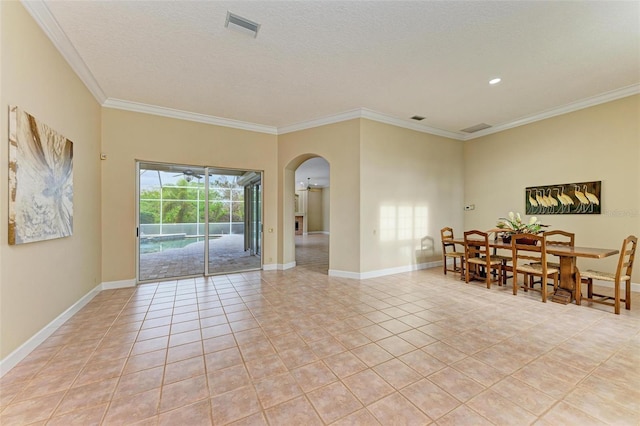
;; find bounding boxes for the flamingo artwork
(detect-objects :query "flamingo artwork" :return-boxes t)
[574,184,590,213]
[584,185,600,206]
[528,189,539,212]
[526,181,600,215]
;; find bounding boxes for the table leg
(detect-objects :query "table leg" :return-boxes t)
[575,267,582,306]
[558,256,578,303]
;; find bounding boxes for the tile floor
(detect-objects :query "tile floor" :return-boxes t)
[1,235,639,425]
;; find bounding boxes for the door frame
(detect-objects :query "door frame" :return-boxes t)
[136,160,263,283]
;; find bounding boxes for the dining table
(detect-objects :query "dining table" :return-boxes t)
[451,235,619,304]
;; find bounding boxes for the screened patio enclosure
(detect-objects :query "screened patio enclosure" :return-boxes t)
[137,162,262,282]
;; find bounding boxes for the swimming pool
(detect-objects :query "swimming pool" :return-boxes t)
[140,236,219,254]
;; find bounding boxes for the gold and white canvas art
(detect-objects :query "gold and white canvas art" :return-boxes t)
[8,106,73,245]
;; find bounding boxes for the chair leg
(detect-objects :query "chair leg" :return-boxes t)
[443,257,447,275]
[512,272,518,296]
[541,275,547,303]
[587,278,593,298]
[626,279,631,310]
[485,266,492,289]
[575,269,581,306]
[615,279,620,315]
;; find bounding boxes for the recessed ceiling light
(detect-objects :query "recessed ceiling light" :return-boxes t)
[489,77,502,85]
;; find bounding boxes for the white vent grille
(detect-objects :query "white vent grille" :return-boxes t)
[461,123,492,133]
[225,12,260,38]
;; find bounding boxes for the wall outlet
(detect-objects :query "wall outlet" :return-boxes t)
[464,204,475,211]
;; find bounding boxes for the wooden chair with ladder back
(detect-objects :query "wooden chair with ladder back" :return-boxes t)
[511,233,558,303]
[488,230,512,286]
[579,235,637,314]
[440,227,465,277]
[529,230,575,292]
[463,230,503,288]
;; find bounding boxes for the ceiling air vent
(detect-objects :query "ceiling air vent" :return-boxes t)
[410,115,426,121]
[461,123,492,133]
[225,12,260,38]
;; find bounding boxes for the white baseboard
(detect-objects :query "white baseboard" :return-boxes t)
[330,261,441,280]
[280,262,296,270]
[262,262,296,271]
[102,278,136,290]
[0,283,102,377]
[308,231,330,235]
[328,269,361,279]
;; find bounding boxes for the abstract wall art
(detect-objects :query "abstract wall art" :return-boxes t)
[9,105,73,244]
[525,180,601,215]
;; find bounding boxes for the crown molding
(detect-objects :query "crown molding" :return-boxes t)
[21,0,107,104]
[464,83,640,140]
[103,99,278,135]
[277,109,363,134]
[359,108,465,140]
[278,108,466,140]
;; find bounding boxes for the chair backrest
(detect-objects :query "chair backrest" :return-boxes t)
[543,230,575,247]
[441,227,457,254]
[511,233,549,271]
[616,235,637,281]
[463,230,490,260]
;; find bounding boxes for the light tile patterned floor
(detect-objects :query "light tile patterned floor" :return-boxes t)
[1,235,639,425]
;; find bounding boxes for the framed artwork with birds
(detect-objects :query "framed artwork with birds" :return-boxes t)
[525,181,601,215]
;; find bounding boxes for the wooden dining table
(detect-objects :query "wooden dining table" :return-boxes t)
[451,237,619,304]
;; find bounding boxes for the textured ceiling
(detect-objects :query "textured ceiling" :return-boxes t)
[28,1,640,138]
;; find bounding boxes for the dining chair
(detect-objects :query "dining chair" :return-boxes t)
[543,230,575,268]
[511,233,558,303]
[489,231,512,285]
[579,235,637,314]
[529,230,575,291]
[440,227,465,276]
[463,230,502,288]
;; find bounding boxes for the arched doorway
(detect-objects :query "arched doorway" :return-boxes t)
[283,155,330,274]
[294,157,330,273]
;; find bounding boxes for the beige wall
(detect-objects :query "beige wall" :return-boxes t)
[360,119,465,273]
[322,187,331,233]
[278,120,360,273]
[464,95,640,282]
[307,190,323,232]
[101,109,278,282]
[0,3,102,358]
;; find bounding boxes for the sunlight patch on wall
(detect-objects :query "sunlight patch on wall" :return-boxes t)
[379,205,429,242]
[414,206,428,239]
[380,205,396,241]
[398,206,413,240]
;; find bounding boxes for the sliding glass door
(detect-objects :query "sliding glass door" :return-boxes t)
[244,178,261,257]
[137,162,262,282]
[206,170,262,274]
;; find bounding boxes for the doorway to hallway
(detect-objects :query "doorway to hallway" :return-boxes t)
[295,234,329,273]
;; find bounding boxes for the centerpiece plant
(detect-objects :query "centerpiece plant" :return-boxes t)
[496,212,547,243]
